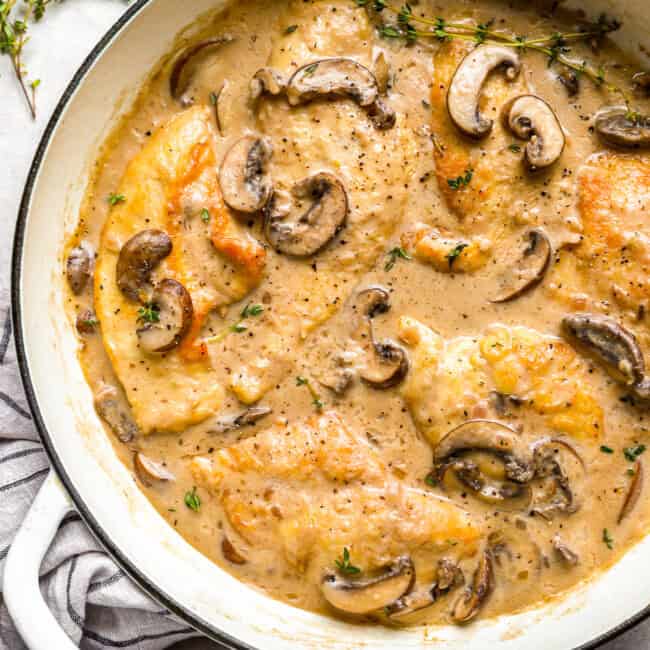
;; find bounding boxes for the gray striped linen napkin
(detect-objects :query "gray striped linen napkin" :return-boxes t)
[0,310,200,649]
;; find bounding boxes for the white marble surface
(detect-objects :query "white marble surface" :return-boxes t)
[0,1,648,648]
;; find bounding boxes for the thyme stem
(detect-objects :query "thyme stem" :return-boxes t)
[367,1,628,105]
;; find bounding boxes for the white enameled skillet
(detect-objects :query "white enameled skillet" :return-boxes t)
[4,0,650,647]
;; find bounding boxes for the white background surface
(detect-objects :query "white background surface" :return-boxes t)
[0,1,648,648]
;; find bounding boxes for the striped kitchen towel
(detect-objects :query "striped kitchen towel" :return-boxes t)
[0,311,200,649]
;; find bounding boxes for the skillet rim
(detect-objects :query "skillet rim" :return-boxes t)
[8,0,649,648]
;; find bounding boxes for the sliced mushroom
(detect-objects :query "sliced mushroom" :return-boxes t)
[561,313,645,386]
[360,338,409,389]
[321,556,415,615]
[212,81,228,136]
[552,536,579,566]
[94,384,138,443]
[447,45,520,139]
[366,96,397,130]
[169,36,234,106]
[440,458,532,509]
[250,67,287,101]
[222,536,247,565]
[373,51,391,94]
[284,58,394,130]
[116,230,172,302]
[287,58,378,107]
[436,558,464,593]
[134,452,175,484]
[491,228,551,303]
[351,285,390,320]
[618,460,644,523]
[136,279,193,354]
[385,587,437,620]
[529,439,583,518]
[208,405,272,434]
[219,135,273,213]
[434,419,535,484]
[450,551,493,623]
[75,309,98,336]
[595,106,650,148]
[265,172,348,256]
[66,245,92,294]
[503,95,565,170]
[632,72,650,93]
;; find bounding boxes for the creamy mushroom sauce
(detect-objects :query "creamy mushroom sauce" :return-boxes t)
[64,0,650,627]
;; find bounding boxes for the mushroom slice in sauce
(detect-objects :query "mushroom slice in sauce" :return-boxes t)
[350,286,409,389]
[265,172,348,256]
[219,135,273,213]
[116,229,172,302]
[450,551,493,624]
[529,438,583,518]
[594,106,650,148]
[447,45,521,139]
[561,313,645,387]
[66,245,93,295]
[440,458,532,509]
[503,95,565,170]
[169,36,234,106]
[222,536,247,565]
[287,58,379,107]
[491,228,551,303]
[359,338,409,389]
[618,460,644,524]
[321,556,415,615]
[351,285,391,319]
[94,384,139,443]
[434,419,534,483]
[134,452,175,484]
[386,587,437,620]
[250,67,287,101]
[136,279,194,354]
[552,536,579,566]
[208,405,272,434]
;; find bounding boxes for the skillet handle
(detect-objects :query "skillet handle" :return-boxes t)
[3,470,78,649]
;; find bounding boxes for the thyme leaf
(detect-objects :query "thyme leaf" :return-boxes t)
[184,486,201,512]
[335,547,361,575]
[384,246,412,271]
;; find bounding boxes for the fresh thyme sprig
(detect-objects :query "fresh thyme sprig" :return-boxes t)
[0,0,58,119]
[356,1,629,105]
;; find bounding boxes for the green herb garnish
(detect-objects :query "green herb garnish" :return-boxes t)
[137,303,160,324]
[624,444,646,462]
[184,487,201,512]
[600,445,614,454]
[209,91,218,105]
[303,63,319,76]
[603,528,614,550]
[447,168,473,190]
[285,24,298,34]
[108,193,126,206]
[200,208,210,223]
[355,2,631,109]
[446,243,468,269]
[0,0,55,118]
[335,547,361,575]
[384,246,412,271]
[204,303,264,343]
[508,143,522,153]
